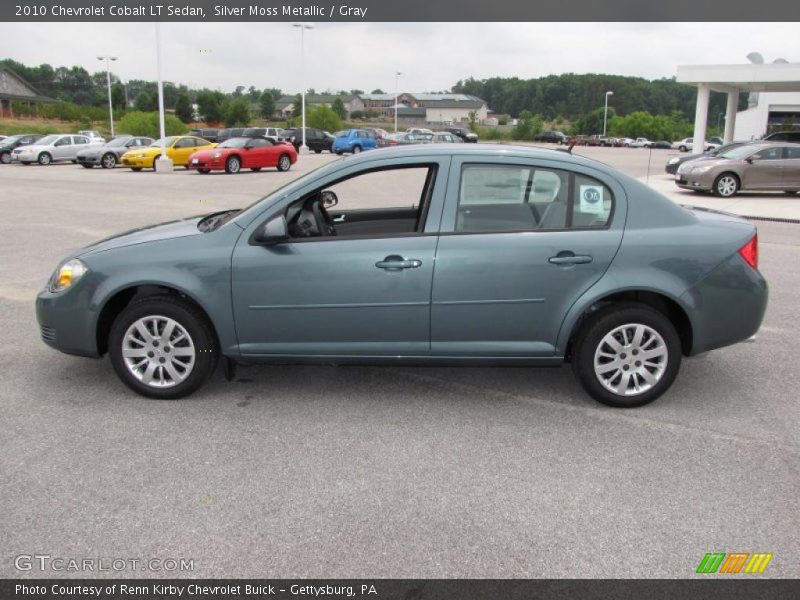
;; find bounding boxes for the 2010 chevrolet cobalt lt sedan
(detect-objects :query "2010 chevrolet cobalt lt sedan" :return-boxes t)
[36,145,768,407]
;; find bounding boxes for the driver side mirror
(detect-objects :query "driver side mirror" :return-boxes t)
[321,190,338,208]
[253,215,289,246]
[745,157,755,164]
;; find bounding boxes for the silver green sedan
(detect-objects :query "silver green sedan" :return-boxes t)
[675,142,800,197]
[36,144,768,407]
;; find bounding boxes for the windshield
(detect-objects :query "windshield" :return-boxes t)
[719,145,760,160]
[36,135,60,145]
[107,137,131,147]
[150,137,177,147]
[219,138,249,148]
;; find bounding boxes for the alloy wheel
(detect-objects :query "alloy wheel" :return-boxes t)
[102,153,117,168]
[121,315,196,388]
[716,175,738,197]
[279,155,290,170]
[0,152,10,164]
[593,323,668,397]
[227,157,240,174]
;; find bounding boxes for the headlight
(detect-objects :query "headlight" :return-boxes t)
[136,153,146,158]
[668,158,680,164]
[213,151,222,158]
[691,165,714,174]
[49,259,88,293]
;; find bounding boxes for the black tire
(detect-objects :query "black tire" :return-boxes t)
[679,145,687,152]
[314,149,322,154]
[108,295,219,400]
[277,153,292,172]
[784,190,798,195]
[0,151,11,164]
[152,154,161,171]
[571,303,682,408]
[131,167,143,172]
[38,152,52,165]
[250,167,262,172]
[352,145,362,154]
[335,150,343,155]
[81,163,94,169]
[101,153,117,169]
[197,168,210,174]
[713,172,740,197]
[71,160,77,164]
[225,155,241,174]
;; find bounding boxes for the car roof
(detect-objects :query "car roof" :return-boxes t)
[340,142,612,169]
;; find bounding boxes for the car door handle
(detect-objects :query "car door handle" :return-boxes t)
[375,255,422,270]
[332,214,346,223]
[549,252,593,265]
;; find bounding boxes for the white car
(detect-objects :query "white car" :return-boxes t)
[619,137,635,147]
[629,137,653,148]
[78,130,106,144]
[12,134,103,165]
[672,138,694,152]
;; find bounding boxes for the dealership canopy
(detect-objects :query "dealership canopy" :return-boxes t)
[677,62,800,152]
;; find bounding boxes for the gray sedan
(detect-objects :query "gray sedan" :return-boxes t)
[76,135,154,169]
[675,142,800,196]
[36,145,767,408]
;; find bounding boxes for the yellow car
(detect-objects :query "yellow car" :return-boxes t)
[121,136,216,170]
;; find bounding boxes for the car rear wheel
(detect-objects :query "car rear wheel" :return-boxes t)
[131,167,143,172]
[101,153,117,169]
[314,149,322,154]
[225,156,241,174]
[713,173,739,197]
[1,151,11,164]
[784,190,798,195]
[38,152,52,165]
[277,154,292,171]
[572,303,681,408]
[108,295,218,400]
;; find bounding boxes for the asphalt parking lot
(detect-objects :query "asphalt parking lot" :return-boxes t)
[1,148,798,579]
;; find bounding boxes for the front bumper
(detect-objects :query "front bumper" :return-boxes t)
[187,157,224,170]
[36,288,101,358]
[76,154,102,165]
[122,157,153,168]
[674,172,714,191]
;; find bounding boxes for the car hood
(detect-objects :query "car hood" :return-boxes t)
[77,215,208,257]
[123,146,164,156]
[190,148,222,159]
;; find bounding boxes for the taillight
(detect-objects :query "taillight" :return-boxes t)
[738,234,758,269]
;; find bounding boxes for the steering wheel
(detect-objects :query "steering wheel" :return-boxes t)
[290,196,336,237]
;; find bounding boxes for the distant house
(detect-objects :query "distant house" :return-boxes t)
[360,92,489,124]
[0,67,57,118]
[274,93,364,119]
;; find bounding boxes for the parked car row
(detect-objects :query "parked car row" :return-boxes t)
[11,133,104,165]
[187,136,297,174]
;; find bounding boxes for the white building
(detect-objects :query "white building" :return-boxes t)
[733,90,800,140]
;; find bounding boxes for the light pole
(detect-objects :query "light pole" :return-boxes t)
[603,90,614,137]
[394,71,402,133]
[97,55,117,138]
[293,23,314,153]
[154,23,171,172]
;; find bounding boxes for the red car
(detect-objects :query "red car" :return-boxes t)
[187,136,297,174]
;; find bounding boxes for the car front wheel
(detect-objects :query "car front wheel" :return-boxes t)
[277,154,292,171]
[225,156,241,174]
[1,151,11,164]
[109,295,218,399]
[714,173,739,197]
[102,153,117,168]
[38,152,52,165]
[572,303,682,408]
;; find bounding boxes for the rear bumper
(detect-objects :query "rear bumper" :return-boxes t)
[680,254,768,355]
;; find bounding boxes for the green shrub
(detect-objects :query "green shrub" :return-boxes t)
[307,105,342,133]
[116,111,188,138]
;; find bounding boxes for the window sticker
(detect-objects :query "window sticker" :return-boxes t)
[579,185,604,215]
